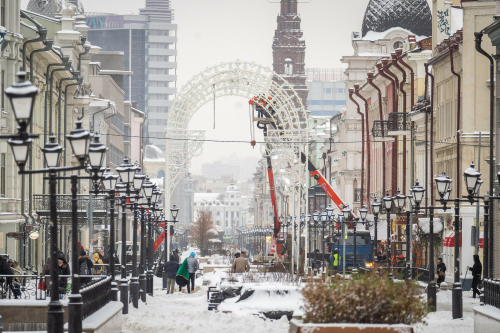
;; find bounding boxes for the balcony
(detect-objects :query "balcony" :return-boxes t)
[388,112,412,136]
[372,120,394,142]
[33,195,111,225]
[148,35,177,44]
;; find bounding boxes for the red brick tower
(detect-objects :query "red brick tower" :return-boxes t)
[272,0,309,108]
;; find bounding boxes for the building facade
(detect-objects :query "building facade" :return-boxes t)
[305,69,346,117]
[84,0,177,152]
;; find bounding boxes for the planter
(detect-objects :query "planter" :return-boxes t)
[289,319,414,333]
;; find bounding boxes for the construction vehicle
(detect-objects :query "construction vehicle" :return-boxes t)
[300,152,356,221]
[250,96,282,256]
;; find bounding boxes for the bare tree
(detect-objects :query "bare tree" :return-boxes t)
[191,208,213,256]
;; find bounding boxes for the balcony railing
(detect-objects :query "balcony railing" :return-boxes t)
[388,112,412,136]
[33,194,110,224]
[372,120,394,142]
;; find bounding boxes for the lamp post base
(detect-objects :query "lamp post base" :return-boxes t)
[119,279,129,314]
[130,277,139,309]
[46,300,64,333]
[139,273,147,302]
[146,270,154,296]
[452,282,463,319]
[67,293,83,333]
[111,281,119,302]
[427,283,437,312]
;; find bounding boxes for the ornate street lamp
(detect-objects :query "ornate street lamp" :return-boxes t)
[463,162,484,199]
[5,72,39,130]
[393,189,406,212]
[87,135,107,170]
[410,181,425,211]
[8,137,32,171]
[65,120,91,164]
[42,136,63,168]
[382,192,393,271]
[435,172,453,199]
[359,205,368,221]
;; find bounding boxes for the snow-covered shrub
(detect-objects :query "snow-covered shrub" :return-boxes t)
[301,272,427,325]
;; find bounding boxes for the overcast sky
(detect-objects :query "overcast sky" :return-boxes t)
[20,0,432,179]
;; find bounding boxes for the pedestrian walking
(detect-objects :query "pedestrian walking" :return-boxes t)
[436,257,446,286]
[186,252,199,293]
[232,251,250,273]
[469,254,483,298]
[78,251,94,285]
[174,248,180,263]
[56,253,70,300]
[164,254,180,294]
[176,257,190,293]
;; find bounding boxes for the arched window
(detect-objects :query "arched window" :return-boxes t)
[393,41,403,50]
[284,58,293,75]
[158,170,165,178]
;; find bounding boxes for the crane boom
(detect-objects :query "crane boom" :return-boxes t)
[300,152,355,218]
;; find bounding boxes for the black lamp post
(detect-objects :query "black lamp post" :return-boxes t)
[382,192,393,274]
[115,157,137,314]
[102,170,119,301]
[320,210,328,272]
[129,171,145,308]
[140,177,154,301]
[163,203,179,289]
[371,198,381,262]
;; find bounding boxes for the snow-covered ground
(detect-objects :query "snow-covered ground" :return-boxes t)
[121,249,478,333]
[121,276,290,333]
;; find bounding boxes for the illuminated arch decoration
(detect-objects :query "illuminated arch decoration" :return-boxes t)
[166,60,309,196]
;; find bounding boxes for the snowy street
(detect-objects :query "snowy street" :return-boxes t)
[121,276,290,333]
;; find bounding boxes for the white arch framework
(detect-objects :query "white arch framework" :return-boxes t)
[164,61,310,267]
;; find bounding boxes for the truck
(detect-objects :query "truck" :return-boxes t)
[330,230,373,269]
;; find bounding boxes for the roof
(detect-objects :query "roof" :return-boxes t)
[361,0,431,38]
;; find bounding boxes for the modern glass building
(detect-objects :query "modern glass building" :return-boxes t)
[305,68,347,117]
[85,0,177,151]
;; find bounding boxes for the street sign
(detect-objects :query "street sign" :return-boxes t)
[29,231,39,240]
[25,226,33,231]
[7,232,24,240]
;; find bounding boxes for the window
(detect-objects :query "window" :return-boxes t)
[124,125,131,142]
[335,88,346,94]
[284,58,293,75]
[335,100,346,106]
[323,88,333,94]
[354,188,361,203]
[110,113,124,134]
[1,70,5,110]
[394,41,403,50]
[0,0,5,27]
[1,153,5,197]
[110,145,124,166]
[308,100,322,106]
[226,211,228,218]
[323,101,334,106]
[158,170,165,178]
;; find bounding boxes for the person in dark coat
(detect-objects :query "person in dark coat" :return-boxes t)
[469,254,483,298]
[436,257,446,286]
[164,254,180,294]
[0,255,13,291]
[56,253,70,299]
[78,251,94,285]
[186,252,199,293]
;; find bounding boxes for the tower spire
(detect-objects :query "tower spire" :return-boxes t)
[281,0,298,15]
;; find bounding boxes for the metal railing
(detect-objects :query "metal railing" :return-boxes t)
[388,112,413,134]
[81,276,112,319]
[484,279,500,310]
[33,194,109,214]
[372,120,391,138]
